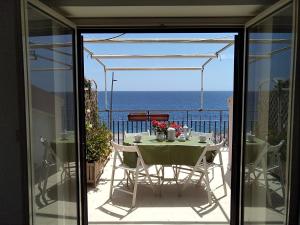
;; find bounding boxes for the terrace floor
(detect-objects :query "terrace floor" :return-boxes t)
[87,147,231,225]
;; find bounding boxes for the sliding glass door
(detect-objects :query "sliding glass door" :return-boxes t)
[26,4,79,225]
[242,2,294,224]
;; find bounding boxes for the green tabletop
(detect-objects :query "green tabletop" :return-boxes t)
[244,137,266,164]
[123,135,214,168]
[51,134,76,163]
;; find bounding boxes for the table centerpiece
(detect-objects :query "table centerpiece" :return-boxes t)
[151,120,182,141]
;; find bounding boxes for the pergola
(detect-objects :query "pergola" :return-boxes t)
[83,37,235,110]
[28,36,291,111]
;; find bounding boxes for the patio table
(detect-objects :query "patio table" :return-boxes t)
[51,134,76,163]
[244,137,266,164]
[123,135,214,168]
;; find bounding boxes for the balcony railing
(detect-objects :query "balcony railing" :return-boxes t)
[99,109,229,144]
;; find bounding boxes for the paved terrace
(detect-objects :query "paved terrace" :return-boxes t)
[88,148,231,225]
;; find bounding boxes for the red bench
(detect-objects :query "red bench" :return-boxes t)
[149,114,169,121]
[127,113,169,121]
[128,113,148,121]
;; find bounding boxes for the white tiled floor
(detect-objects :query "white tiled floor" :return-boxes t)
[88,148,231,225]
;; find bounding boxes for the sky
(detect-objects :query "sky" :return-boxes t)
[83,33,236,92]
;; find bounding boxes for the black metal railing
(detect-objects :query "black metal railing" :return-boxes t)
[99,109,229,144]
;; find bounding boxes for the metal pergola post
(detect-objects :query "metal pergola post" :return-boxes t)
[104,68,107,110]
[201,69,204,110]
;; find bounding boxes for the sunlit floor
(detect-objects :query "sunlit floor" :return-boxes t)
[88,148,231,225]
[34,166,78,225]
[32,146,286,225]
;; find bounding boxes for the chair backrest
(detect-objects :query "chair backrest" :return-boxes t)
[195,139,225,165]
[40,136,56,166]
[253,140,285,168]
[268,140,285,155]
[111,141,147,168]
[204,139,225,153]
[111,141,139,153]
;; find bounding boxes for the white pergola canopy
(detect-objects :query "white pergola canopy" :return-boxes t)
[83,37,234,110]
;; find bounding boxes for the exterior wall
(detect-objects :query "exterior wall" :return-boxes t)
[0,1,29,224]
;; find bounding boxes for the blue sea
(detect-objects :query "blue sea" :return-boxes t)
[98,91,232,122]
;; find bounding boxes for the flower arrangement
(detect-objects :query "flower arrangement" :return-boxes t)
[151,120,182,137]
[169,122,183,138]
[152,120,167,134]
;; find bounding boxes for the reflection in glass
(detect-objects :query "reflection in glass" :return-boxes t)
[27,5,77,225]
[243,5,293,224]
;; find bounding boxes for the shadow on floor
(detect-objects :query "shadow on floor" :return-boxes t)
[96,183,229,221]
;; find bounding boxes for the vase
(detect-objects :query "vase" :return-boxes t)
[156,132,165,142]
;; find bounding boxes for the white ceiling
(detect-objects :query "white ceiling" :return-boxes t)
[60,5,264,18]
[40,0,278,26]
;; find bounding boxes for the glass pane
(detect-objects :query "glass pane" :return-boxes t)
[27,5,78,225]
[243,4,293,224]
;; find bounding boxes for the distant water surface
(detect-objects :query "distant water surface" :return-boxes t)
[98,91,232,121]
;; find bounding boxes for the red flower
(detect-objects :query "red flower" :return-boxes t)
[159,122,167,129]
[152,120,159,127]
[169,122,182,130]
[176,131,181,137]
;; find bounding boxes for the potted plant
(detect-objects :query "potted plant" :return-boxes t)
[86,123,112,187]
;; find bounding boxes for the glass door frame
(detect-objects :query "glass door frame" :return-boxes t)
[241,0,300,224]
[21,0,83,224]
[77,27,246,225]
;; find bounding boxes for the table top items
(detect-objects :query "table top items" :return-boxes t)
[134,133,142,143]
[199,134,207,143]
[183,124,191,140]
[246,131,255,143]
[167,127,176,141]
[178,133,186,142]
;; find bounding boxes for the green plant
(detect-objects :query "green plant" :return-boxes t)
[86,123,112,162]
[84,79,92,90]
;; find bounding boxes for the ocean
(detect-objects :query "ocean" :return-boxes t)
[98,91,232,122]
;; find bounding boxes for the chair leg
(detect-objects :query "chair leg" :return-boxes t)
[196,173,204,186]
[132,167,139,207]
[144,168,155,194]
[204,162,212,205]
[277,156,285,199]
[155,165,161,185]
[262,160,272,206]
[109,152,117,199]
[182,167,196,192]
[211,167,214,182]
[109,167,116,199]
[218,151,227,195]
[220,166,227,195]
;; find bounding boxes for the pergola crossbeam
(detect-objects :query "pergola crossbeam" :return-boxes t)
[106,67,203,71]
[84,38,291,44]
[84,38,234,44]
[92,54,217,59]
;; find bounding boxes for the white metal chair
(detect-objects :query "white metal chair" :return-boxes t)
[109,141,155,207]
[246,140,285,206]
[181,139,227,205]
[39,137,56,202]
